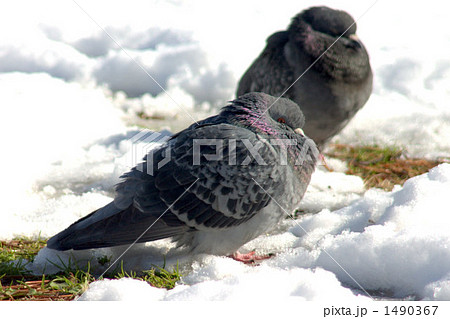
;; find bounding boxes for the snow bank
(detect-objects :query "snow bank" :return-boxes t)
[0,73,126,239]
[35,164,450,301]
[1,0,450,302]
[78,265,369,301]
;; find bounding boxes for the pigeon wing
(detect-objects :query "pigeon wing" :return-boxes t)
[47,123,283,250]
[137,123,284,230]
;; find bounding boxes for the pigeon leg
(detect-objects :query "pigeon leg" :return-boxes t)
[229,251,274,264]
[320,153,333,172]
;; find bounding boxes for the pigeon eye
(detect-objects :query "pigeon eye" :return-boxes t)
[277,117,286,124]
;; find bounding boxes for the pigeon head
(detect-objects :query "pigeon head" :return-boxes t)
[221,92,317,173]
[299,6,357,38]
[222,92,306,138]
[287,6,370,82]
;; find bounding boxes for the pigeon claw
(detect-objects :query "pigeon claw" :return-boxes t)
[230,251,274,265]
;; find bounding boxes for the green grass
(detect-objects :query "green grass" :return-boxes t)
[112,260,181,290]
[0,236,47,263]
[0,237,182,300]
[0,236,47,279]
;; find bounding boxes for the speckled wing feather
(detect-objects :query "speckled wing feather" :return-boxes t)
[166,123,283,228]
[122,123,282,228]
[47,122,283,250]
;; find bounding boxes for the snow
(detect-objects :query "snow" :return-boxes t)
[77,265,366,301]
[1,0,450,302]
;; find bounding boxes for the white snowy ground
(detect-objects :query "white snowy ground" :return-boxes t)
[1,0,450,301]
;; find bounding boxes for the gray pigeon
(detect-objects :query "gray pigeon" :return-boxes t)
[237,6,373,148]
[47,93,317,259]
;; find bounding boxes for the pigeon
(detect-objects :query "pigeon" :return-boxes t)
[46,92,318,261]
[237,6,373,148]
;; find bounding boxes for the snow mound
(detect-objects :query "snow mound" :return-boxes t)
[70,164,450,300]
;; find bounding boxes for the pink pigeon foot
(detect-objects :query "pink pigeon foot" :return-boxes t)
[229,251,274,265]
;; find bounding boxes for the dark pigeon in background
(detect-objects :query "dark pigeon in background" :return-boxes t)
[237,6,373,148]
[47,93,318,262]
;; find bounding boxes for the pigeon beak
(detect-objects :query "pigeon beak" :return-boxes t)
[349,34,360,42]
[348,34,362,49]
[294,128,304,135]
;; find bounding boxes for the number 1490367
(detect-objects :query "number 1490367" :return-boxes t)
[384,306,438,316]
